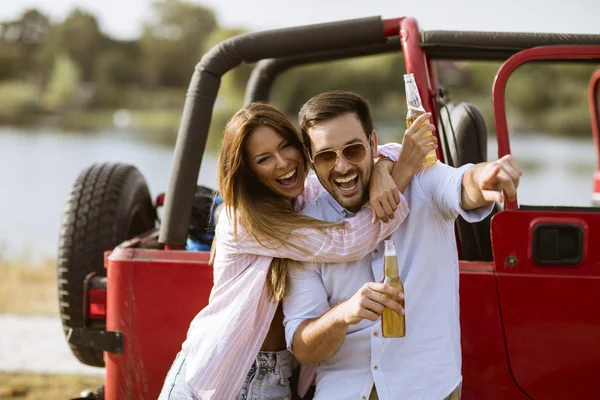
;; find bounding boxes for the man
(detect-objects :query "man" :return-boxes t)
[283,91,522,400]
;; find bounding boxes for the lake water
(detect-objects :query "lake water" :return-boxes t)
[0,127,596,260]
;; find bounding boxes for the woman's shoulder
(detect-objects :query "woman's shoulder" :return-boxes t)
[215,207,251,242]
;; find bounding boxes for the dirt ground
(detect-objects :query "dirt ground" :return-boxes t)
[0,372,104,400]
[0,259,58,315]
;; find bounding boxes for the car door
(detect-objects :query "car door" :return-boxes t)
[489,48,600,400]
[491,208,600,400]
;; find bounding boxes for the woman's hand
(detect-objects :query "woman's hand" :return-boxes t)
[370,159,401,223]
[397,112,438,175]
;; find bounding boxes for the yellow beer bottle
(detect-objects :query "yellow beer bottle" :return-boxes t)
[381,239,406,338]
[404,73,437,167]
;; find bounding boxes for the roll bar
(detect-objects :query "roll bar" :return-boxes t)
[159,16,399,247]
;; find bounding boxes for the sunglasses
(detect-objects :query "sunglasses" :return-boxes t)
[309,142,370,171]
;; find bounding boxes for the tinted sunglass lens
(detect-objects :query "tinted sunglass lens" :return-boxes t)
[342,144,366,163]
[314,151,337,170]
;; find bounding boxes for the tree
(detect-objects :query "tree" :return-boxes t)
[44,53,81,111]
[0,8,50,79]
[93,41,143,106]
[141,0,217,87]
[59,9,103,82]
[37,9,103,83]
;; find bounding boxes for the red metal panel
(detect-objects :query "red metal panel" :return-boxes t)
[399,17,444,163]
[458,263,527,399]
[492,45,600,210]
[105,248,213,400]
[491,210,600,399]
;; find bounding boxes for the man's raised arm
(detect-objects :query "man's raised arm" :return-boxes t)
[460,154,522,210]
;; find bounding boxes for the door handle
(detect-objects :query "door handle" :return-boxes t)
[532,223,583,266]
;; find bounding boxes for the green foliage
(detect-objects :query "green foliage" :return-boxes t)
[93,44,142,107]
[441,61,598,137]
[0,2,598,141]
[505,63,596,135]
[0,9,51,80]
[129,109,182,145]
[54,109,114,131]
[95,45,141,87]
[0,46,19,80]
[125,105,241,149]
[141,0,217,87]
[270,53,406,132]
[0,81,40,124]
[125,88,185,109]
[55,9,103,82]
[43,53,81,111]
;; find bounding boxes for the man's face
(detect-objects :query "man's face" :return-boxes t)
[307,113,377,212]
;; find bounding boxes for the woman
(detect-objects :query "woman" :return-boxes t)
[159,102,436,400]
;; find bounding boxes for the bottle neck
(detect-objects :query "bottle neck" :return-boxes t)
[404,80,424,110]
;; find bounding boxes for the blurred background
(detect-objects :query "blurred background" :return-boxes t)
[0,0,598,398]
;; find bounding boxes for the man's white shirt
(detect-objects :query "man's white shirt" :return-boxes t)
[283,162,493,400]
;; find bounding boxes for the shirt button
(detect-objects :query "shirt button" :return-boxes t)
[374,249,379,254]
[373,331,379,337]
[373,365,379,370]
[362,397,367,400]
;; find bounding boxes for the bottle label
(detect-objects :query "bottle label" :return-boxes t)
[406,90,419,104]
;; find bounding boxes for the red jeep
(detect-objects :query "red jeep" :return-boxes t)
[57,16,600,400]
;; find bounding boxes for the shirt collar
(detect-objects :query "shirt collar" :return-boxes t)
[320,190,369,218]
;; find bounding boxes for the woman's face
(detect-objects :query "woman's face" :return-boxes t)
[245,126,306,200]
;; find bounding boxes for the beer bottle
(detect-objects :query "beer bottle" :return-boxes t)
[381,239,405,338]
[404,73,437,167]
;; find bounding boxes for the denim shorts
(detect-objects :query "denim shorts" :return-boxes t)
[236,350,295,400]
[158,350,294,400]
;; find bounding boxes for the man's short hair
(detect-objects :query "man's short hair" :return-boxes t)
[298,91,374,155]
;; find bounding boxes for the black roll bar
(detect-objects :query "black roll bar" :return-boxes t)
[159,16,388,246]
[244,38,402,104]
[421,31,600,60]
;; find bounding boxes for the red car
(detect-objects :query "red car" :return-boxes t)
[57,16,600,400]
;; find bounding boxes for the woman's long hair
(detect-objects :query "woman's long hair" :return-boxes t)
[218,102,343,302]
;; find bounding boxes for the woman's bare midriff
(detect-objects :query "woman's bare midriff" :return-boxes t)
[260,303,287,351]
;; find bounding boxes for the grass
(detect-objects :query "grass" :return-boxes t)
[129,109,181,146]
[0,372,104,400]
[58,110,115,132]
[56,108,183,146]
[0,81,41,125]
[0,259,58,315]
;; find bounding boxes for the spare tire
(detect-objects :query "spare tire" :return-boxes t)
[57,163,156,367]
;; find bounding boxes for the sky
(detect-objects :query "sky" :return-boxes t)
[1,0,598,40]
